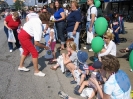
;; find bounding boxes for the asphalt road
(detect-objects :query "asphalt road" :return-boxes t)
[0,18,132,99]
[0,18,83,99]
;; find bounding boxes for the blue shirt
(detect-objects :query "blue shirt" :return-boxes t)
[54,8,64,20]
[66,10,81,32]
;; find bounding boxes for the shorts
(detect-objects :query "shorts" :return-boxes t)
[50,41,56,51]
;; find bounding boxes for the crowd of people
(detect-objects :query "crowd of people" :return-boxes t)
[3,0,132,99]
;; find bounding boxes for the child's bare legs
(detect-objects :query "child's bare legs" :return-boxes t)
[52,51,56,60]
[65,63,76,73]
[79,74,86,86]
[78,81,88,93]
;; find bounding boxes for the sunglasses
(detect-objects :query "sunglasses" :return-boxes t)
[103,37,108,39]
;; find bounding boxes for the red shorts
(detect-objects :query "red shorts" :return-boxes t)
[50,41,56,51]
[18,29,38,58]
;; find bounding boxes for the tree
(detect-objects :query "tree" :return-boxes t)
[14,0,25,10]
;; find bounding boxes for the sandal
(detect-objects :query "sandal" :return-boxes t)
[48,60,57,64]
[57,47,65,51]
[119,49,128,53]
[50,66,57,70]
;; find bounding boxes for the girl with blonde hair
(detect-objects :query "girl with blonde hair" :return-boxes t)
[50,39,78,74]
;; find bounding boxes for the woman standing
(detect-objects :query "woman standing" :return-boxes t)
[54,0,66,50]
[18,13,49,77]
[66,1,82,50]
[4,12,21,52]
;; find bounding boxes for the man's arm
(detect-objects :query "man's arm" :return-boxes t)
[89,14,96,32]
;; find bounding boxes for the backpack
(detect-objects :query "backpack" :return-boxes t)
[90,6,97,19]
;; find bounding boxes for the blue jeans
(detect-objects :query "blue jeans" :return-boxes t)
[44,34,50,46]
[128,43,133,50]
[67,32,80,50]
[55,21,65,44]
[4,26,20,50]
[31,37,40,52]
[86,21,95,34]
[113,31,120,44]
[119,19,125,34]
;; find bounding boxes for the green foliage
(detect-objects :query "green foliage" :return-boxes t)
[13,0,25,10]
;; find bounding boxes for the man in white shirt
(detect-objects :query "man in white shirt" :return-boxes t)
[85,0,97,51]
[18,13,49,77]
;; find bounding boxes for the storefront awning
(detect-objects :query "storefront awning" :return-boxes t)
[104,0,130,2]
[78,0,87,4]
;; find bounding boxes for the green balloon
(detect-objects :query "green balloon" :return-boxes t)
[129,50,133,70]
[94,0,99,3]
[95,17,108,26]
[95,0,101,8]
[91,37,104,53]
[94,17,108,36]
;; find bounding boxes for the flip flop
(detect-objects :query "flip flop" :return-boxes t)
[119,49,126,53]
[48,60,57,64]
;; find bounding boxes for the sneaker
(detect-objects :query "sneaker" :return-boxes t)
[58,91,69,99]
[65,72,72,78]
[74,85,80,91]
[9,50,13,53]
[74,90,80,95]
[83,47,87,49]
[19,48,23,56]
[88,48,93,52]
[130,69,133,72]
[18,67,30,72]
[70,80,77,84]
[34,71,46,77]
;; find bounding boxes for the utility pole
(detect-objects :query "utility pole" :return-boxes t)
[35,0,37,11]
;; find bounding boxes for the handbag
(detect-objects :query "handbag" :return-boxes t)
[87,31,93,44]
[44,50,53,59]
[8,30,16,43]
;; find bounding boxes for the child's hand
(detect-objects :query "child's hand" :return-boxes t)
[62,53,65,57]
[48,41,51,45]
[67,51,71,56]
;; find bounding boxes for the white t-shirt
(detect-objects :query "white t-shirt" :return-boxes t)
[50,28,56,42]
[99,40,116,57]
[87,5,97,21]
[26,12,39,20]
[42,24,50,34]
[23,18,42,41]
[104,70,131,99]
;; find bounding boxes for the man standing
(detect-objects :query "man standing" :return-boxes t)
[84,0,97,51]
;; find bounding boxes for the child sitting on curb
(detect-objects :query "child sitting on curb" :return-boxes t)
[74,60,104,99]
[50,39,78,74]
[70,51,89,86]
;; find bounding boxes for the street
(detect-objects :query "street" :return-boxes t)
[0,18,133,99]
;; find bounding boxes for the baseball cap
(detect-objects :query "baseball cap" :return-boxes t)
[77,51,88,64]
[89,60,102,70]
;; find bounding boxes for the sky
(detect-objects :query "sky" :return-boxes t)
[6,0,36,6]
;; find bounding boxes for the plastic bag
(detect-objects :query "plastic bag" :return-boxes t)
[8,30,16,43]
[57,55,65,73]
[80,88,93,98]
[87,31,93,44]
[74,70,81,85]
[44,50,53,59]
